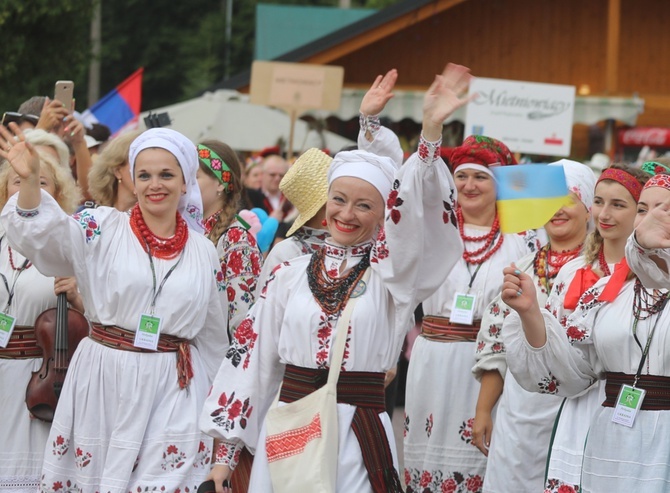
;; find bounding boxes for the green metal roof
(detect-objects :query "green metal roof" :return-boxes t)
[255,4,376,61]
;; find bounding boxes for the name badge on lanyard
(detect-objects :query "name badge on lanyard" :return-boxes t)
[0,312,17,348]
[133,242,183,351]
[134,313,162,351]
[450,292,477,325]
[611,384,645,427]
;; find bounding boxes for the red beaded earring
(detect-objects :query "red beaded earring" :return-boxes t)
[321,219,328,227]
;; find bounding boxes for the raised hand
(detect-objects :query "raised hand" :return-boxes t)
[360,69,398,117]
[36,97,70,136]
[635,202,670,250]
[500,263,538,315]
[0,123,40,179]
[422,63,476,141]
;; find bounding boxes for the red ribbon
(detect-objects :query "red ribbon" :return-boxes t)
[599,258,630,303]
[564,266,600,310]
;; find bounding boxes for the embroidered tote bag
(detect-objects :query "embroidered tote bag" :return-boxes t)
[264,269,369,493]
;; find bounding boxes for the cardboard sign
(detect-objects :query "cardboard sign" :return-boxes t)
[465,78,576,156]
[250,61,344,111]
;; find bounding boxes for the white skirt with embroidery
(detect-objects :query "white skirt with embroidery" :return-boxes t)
[0,358,51,493]
[403,338,487,493]
[39,338,213,493]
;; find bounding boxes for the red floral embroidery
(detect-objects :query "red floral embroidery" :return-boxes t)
[386,190,399,210]
[161,444,187,471]
[210,391,253,432]
[566,325,587,342]
[420,470,433,488]
[371,228,389,263]
[74,447,92,469]
[459,418,474,444]
[390,209,401,224]
[476,341,485,353]
[425,413,434,437]
[226,316,258,369]
[227,251,244,275]
[488,324,500,338]
[466,475,483,492]
[316,313,336,369]
[227,227,242,243]
[52,435,69,458]
[538,375,560,394]
[226,286,235,302]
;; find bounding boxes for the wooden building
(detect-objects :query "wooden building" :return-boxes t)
[210,0,670,160]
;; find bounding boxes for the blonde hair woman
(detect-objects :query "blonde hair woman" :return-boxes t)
[0,148,82,492]
[87,130,141,210]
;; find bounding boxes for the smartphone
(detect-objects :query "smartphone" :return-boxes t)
[196,479,229,493]
[54,80,74,111]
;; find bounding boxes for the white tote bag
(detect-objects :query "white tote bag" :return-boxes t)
[264,269,369,493]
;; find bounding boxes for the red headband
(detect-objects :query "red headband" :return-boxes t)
[643,173,670,192]
[597,168,642,202]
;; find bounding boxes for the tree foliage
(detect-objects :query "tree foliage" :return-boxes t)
[1,0,401,113]
[0,0,93,114]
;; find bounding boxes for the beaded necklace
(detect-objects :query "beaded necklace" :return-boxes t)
[597,246,611,276]
[307,247,370,315]
[129,205,188,260]
[8,246,32,271]
[456,207,504,265]
[632,278,667,321]
[534,243,582,293]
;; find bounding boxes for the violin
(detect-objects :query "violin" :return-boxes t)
[25,292,90,422]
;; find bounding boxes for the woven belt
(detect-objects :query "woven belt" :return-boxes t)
[421,315,481,342]
[603,372,670,410]
[279,365,403,493]
[89,324,193,389]
[0,326,42,359]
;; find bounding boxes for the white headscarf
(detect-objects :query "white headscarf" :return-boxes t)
[327,149,397,202]
[548,159,596,211]
[129,128,204,233]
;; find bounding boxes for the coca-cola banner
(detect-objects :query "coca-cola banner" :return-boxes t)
[465,78,576,157]
[618,127,670,147]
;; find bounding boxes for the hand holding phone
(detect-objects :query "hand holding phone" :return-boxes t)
[54,80,74,112]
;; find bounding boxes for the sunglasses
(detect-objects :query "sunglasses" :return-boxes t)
[1,112,40,127]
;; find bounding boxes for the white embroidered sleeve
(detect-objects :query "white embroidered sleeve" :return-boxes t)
[625,233,670,289]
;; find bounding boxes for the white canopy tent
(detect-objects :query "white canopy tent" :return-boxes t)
[139,90,355,153]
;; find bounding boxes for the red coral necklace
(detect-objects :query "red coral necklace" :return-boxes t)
[598,246,611,276]
[457,207,504,265]
[129,205,188,259]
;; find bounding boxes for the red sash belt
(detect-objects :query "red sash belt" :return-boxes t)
[90,323,193,389]
[280,364,403,493]
[0,326,41,359]
[603,372,670,410]
[421,315,481,342]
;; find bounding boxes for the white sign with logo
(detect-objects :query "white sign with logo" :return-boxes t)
[465,78,576,157]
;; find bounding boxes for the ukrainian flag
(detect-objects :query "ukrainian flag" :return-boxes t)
[492,164,572,234]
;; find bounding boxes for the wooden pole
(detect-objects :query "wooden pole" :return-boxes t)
[287,109,297,162]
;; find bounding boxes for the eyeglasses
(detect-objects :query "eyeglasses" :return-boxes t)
[1,112,40,127]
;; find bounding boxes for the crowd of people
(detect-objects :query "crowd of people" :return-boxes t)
[2,61,670,493]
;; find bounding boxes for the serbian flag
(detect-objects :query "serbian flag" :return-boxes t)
[492,164,573,234]
[81,68,143,135]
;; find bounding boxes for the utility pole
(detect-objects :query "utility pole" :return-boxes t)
[224,0,233,79]
[88,0,102,107]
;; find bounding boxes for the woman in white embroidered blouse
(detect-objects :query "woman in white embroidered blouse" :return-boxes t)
[0,125,228,493]
[199,63,470,493]
[502,173,670,492]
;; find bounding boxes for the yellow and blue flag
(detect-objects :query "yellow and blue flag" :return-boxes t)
[492,164,572,234]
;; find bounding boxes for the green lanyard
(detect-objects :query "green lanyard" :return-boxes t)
[631,296,669,387]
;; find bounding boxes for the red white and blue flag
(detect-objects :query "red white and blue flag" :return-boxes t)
[81,68,143,135]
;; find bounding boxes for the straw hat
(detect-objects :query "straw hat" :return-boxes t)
[280,148,333,237]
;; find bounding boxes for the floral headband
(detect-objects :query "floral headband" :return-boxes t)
[643,173,670,192]
[641,161,670,176]
[596,168,642,202]
[197,144,233,193]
